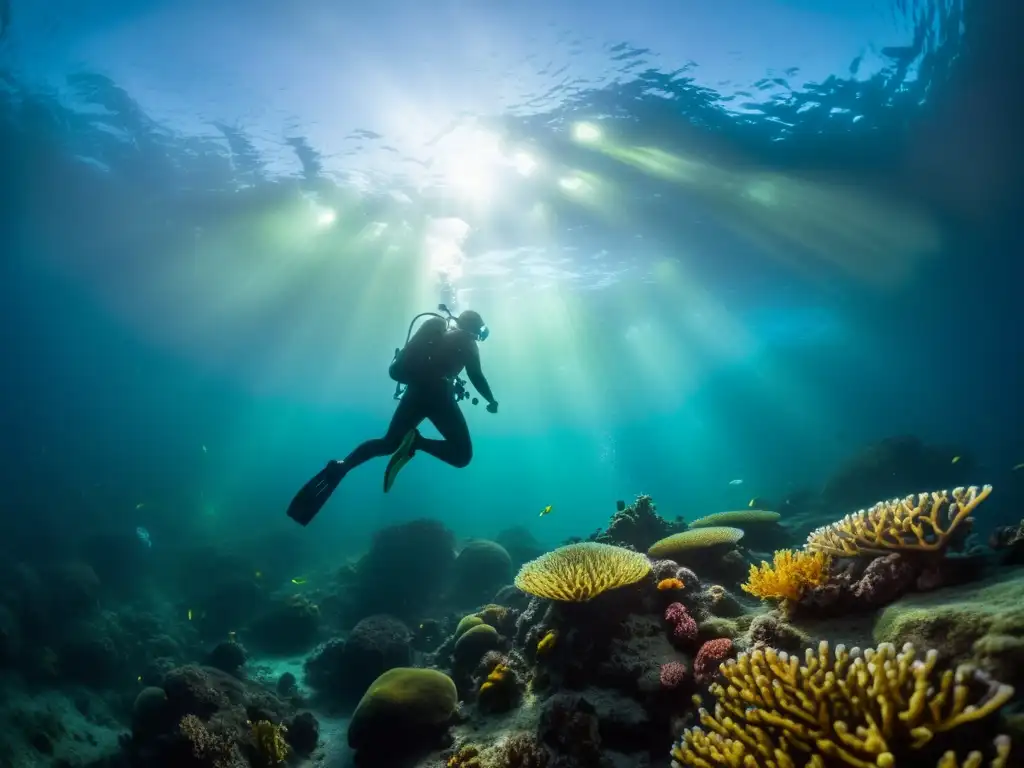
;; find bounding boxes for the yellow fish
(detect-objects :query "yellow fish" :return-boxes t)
[539,505,553,517]
[291,577,307,585]
[187,609,193,621]
[951,456,960,464]
[748,498,755,508]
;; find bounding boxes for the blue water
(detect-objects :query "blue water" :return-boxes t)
[1,0,1021,573]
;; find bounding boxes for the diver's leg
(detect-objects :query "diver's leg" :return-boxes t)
[417,393,473,468]
[343,392,425,471]
[288,391,426,524]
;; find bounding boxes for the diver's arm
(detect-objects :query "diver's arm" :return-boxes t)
[464,343,496,405]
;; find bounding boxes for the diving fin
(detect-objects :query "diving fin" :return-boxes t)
[383,429,418,493]
[287,460,346,526]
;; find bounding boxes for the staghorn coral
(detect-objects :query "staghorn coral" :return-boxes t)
[249,720,289,766]
[672,641,1014,768]
[689,510,781,527]
[513,542,651,602]
[742,549,831,611]
[805,485,992,556]
[648,527,745,559]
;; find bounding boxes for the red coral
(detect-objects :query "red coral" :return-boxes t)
[659,661,687,690]
[664,602,698,643]
[693,638,733,684]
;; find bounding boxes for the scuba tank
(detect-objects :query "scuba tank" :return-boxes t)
[391,305,478,405]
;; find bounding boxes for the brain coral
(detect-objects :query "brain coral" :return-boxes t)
[514,542,651,602]
[347,667,458,752]
[648,527,745,559]
[688,510,781,528]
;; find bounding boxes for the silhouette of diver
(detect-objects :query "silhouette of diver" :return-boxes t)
[287,308,498,526]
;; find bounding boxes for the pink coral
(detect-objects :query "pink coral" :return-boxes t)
[659,661,687,690]
[693,638,733,684]
[664,602,698,643]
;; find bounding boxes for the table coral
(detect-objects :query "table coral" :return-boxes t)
[672,641,1014,768]
[513,542,651,602]
[805,485,992,556]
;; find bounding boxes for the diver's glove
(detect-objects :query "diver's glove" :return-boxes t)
[486,401,499,414]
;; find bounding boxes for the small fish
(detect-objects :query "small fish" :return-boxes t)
[1013,463,1024,471]
[137,675,143,683]
[729,479,744,486]
[748,498,756,508]
[254,570,262,579]
[135,502,146,510]
[228,631,237,642]
[539,505,553,517]
[291,577,308,585]
[951,456,960,464]
[202,445,208,453]
[136,526,152,548]
[187,609,193,621]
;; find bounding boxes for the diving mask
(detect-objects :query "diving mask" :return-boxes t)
[477,324,490,342]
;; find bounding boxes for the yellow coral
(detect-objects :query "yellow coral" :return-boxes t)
[480,663,509,693]
[671,641,1013,768]
[648,527,745,559]
[805,485,992,556]
[249,720,289,766]
[741,549,831,608]
[536,630,558,655]
[514,542,651,602]
[448,744,481,767]
[689,510,781,528]
[657,577,685,591]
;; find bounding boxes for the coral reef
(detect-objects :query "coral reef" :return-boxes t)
[673,641,1013,768]
[742,549,831,613]
[453,540,514,607]
[514,543,651,602]
[873,568,1024,689]
[349,518,456,624]
[348,667,459,764]
[806,485,991,556]
[593,494,687,552]
[304,613,412,709]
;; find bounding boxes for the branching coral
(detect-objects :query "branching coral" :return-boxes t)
[671,641,1014,768]
[805,485,992,556]
[513,542,651,602]
[742,549,831,610]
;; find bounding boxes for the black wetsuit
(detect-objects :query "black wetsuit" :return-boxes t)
[340,317,495,472]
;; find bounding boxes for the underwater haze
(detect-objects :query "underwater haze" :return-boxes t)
[2,0,1023,554]
[5,0,1024,765]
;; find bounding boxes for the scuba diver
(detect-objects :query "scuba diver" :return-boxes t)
[286,305,498,526]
